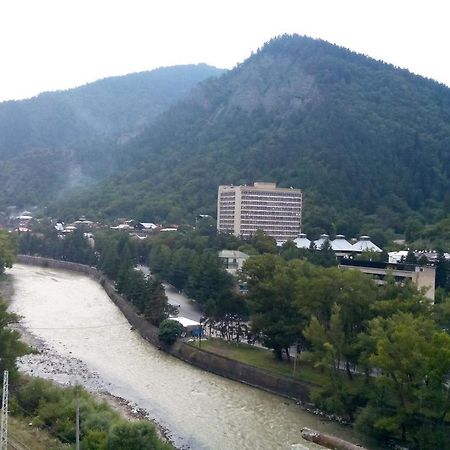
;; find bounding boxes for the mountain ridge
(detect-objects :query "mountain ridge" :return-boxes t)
[55,35,450,247]
[0,63,224,210]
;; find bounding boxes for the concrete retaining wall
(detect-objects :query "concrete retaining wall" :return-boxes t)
[16,255,311,402]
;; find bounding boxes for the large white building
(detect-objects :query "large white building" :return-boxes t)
[217,182,302,243]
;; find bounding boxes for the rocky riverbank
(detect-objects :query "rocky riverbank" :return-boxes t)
[0,273,178,448]
[15,327,177,446]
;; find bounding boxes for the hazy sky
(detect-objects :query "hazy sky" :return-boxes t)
[1,0,449,102]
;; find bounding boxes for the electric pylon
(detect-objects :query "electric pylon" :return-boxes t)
[0,370,8,450]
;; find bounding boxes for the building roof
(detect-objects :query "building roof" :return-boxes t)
[218,250,249,259]
[293,233,311,249]
[314,234,330,249]
[388,250,408,263]
[352,236,382,252]
[171,316,200,328]
[139,222,157,229]
[331,235,355,252]
[111,224,133,230]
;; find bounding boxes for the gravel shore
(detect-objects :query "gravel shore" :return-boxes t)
[0,273,177,448]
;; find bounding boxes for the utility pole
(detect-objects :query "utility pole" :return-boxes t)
[0,370,8,450]
[75,386,80,450]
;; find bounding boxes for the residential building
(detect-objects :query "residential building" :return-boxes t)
[217,182,302,243]
[339,259,436,301]
[218,250,250,273]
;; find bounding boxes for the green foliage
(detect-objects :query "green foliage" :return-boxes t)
[145,227,236,315]
[18,225,96,266]
[107,421,171,450]
[53,34,450,244]
[0,65,223,211]
[13,377,172,449]
[249,230,277,254]
[0,229,15,274]
[0,297,29,379]
[243,256,308,360]
[242,250,450,447]
[158,319,185,345]
[357,314,450,447]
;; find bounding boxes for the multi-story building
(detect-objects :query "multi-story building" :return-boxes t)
[217,182,302,243]
[339,259,436,302]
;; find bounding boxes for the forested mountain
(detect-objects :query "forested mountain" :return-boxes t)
[0,64,223,209]
[55,35,450,246]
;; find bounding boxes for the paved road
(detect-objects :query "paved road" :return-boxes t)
[136,265,202,322]
[162,282,202,322]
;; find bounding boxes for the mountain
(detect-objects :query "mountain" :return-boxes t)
[0,64,223,209]
[55,35,450,246]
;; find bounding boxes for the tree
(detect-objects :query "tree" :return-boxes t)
[249,230,277,254]
[158,319,185,345]
[107,421,170,450]
[357,313,450,447]
[243,255,307,360]
[0,230,15,274]
[435,250,450,292]
[307,239,336,267]
[403,249,417,265]
[0,296,29,379]
[144,278,170,326]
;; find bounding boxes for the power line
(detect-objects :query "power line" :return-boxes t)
[11,321,129,331]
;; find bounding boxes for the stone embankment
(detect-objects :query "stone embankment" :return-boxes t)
[16,255,312,403]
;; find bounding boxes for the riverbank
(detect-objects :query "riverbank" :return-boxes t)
[0,269,176,448]
[16,255,315,404]
[8,260,380,449]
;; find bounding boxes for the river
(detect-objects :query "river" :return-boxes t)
[7,263,372,450]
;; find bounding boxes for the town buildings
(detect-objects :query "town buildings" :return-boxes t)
[218,250,250,274]
[339,259,436,301]
[217,182,302,243]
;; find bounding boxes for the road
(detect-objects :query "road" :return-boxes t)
[136,265,202,321]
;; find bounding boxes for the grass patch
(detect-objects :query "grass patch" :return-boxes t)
[190,338,329,386]
[9,415,68,449]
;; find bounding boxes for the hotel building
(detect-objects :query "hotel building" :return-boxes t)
[217,182,302,243]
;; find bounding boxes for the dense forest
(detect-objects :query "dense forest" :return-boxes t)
[0,64,223,209]
[51,35,450,248]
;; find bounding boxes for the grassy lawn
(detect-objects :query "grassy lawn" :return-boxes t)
[189,338,329,386]
[9,415,68,449]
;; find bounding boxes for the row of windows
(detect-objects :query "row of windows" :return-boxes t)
[241,199,302,204]
[241,191,301,198]
[241,204,302,210]
[241,216,300,224]
[241,211,301,217]
[241,226,300,232]
[242,208,302,213]
[241,232,298,239]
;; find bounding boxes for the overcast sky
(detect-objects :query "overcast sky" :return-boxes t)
[0,0,448,102]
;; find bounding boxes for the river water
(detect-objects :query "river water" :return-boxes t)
[7,264,371,450]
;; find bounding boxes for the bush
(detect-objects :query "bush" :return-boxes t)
[158,319,185,345]
[107,421,171,450]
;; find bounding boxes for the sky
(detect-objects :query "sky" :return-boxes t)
[0,0,449,102]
